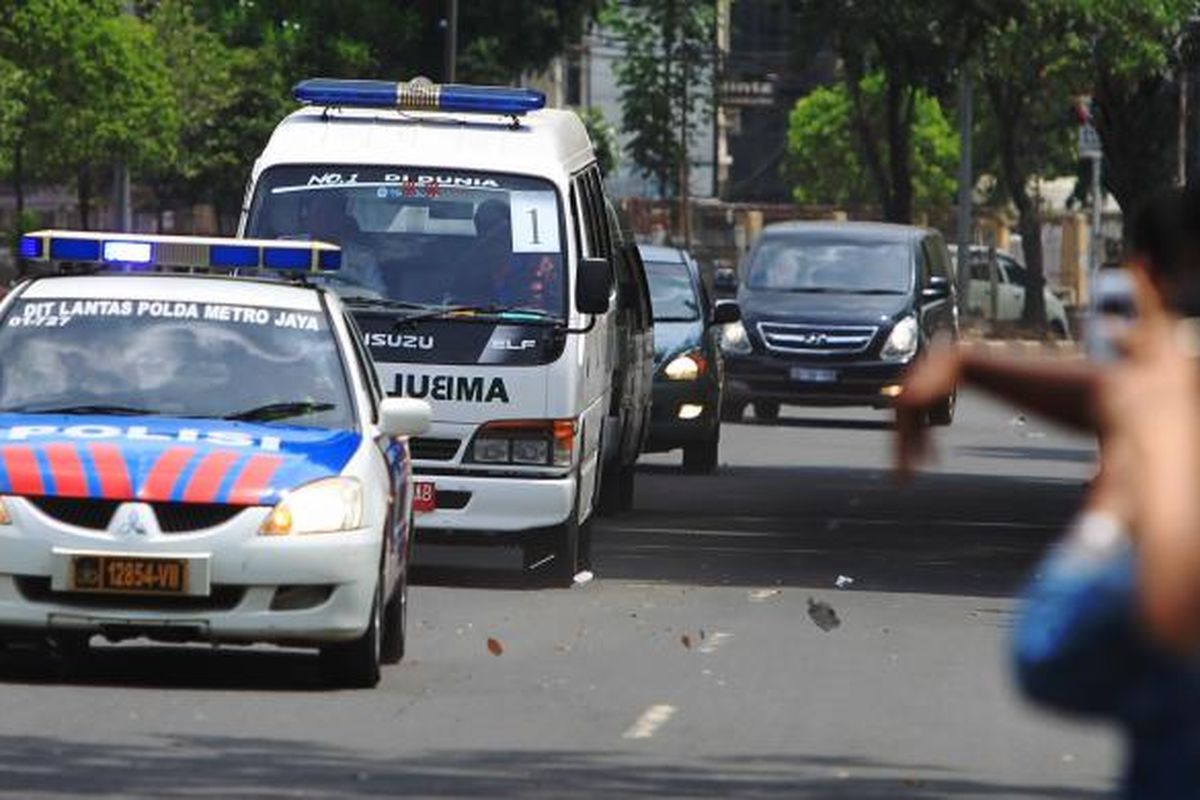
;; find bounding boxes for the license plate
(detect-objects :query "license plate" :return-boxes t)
[413,481,437,513]
[69,555,188,595]
[790,367,838,383]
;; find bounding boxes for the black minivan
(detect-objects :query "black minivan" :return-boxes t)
[717,221,958,425]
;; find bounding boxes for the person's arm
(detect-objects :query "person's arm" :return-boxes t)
[895,344,1102,478]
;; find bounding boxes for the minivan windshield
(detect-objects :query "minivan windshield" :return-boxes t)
[745,236,912,294]
[0,296,354,429]
[644,259,700,322]
[244,166,567,318]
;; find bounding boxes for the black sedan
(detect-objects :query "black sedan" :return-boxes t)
[640,244,740,473]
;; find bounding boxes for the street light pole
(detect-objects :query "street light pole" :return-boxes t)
[955,70,973,303]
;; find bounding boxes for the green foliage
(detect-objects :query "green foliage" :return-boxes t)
[603,0,714,198]
[576,108,619,177]
[786,76,958,213]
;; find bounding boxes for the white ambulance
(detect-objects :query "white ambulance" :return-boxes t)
[240,78,651,585]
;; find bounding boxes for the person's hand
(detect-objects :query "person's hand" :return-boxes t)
[893,342,962,481]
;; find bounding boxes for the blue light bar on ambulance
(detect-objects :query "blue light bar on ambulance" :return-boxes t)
[293,78,546,116]
[18,230,341,273]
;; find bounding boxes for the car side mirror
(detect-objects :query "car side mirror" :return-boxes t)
[713,267,739,295]
[923,276,952,303]
[576,257,613,315]
[379,397,432,437]
[711,299,741,326]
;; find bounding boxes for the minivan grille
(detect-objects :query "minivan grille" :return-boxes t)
[410,437,461,461]
[757,322,878,354]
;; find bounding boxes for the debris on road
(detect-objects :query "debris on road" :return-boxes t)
[835,575,855,589]
[573,570,594,586]
[749,588,783,602]
[486,637,504,656]
[807,597,841,631]
[1011,413,1027,426]
[681,634,692,649]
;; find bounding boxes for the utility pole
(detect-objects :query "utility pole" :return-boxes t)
[444,0,459,83]
[954,70,973,303]
[111,0,136,232]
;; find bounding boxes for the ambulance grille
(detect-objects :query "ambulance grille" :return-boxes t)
[410,437,461,461]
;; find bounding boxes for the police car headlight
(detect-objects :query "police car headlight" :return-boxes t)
[881,315,919,361]
[720,321,752,355]
[0,497,11,526]
[260,477,363,536]
[664,351,706,381]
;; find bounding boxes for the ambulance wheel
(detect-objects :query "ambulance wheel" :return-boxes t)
[753,401,780,422]
[379,569,407,665]
[549,516,581,587]
[320,574,382,689]
[598,463,635,515]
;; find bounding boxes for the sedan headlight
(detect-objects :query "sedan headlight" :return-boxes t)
[719,320,752,355]
[259,477,363,536]
[881,315,919,361]
[663,351,707,381]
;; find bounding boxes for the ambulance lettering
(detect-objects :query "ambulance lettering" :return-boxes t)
[393,374,509,403]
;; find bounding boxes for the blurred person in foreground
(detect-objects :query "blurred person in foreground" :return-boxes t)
[895,187,1200,799]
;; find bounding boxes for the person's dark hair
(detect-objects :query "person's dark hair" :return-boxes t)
[1130,185,1200,313]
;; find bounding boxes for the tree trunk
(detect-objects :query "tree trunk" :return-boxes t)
[77,167,92,231]
[883,77,914,223]
[13,140,24,220]
[844,60,891,216]
[999,130,1047,328]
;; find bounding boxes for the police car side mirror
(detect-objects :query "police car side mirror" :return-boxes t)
[577,257,613,315]
[711,300,741,326]
[379,397,432,437]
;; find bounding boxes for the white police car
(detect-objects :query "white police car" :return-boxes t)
[0,230,431,688]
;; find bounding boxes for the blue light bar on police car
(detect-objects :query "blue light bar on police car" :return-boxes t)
[293,78,546,116]
[19,230,341,273]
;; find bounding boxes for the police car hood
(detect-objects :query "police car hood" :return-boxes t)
[0,414,361,506]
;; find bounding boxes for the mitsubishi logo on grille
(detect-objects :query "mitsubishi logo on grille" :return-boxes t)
[112,502,158,538]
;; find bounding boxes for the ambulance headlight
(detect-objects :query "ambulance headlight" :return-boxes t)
[720,321,753,355]
[259,478,363,535]
[468,420,575,467]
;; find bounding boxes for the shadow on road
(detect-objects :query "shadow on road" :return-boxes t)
[738,417,895,431]
[954,445,1095,464]
[0,735,1110,799]
[589,464,1085,598]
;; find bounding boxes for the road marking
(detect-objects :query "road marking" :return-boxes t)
[749,588,783,602]
[698,631,733,654]
[623,704,677,740]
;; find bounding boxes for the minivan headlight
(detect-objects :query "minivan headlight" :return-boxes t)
[259,477,363,536]
[881,316,919,361]
[720,320,752,355]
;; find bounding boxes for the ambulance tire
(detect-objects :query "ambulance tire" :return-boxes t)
[597,462,635,516]
[320,572,382,689]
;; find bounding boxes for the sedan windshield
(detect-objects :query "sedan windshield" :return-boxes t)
[244,166,567,318]
[746,236,912,294]
[644,259,700,321]
[0,297,354,429]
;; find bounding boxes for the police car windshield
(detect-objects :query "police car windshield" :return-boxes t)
[0,297,354,429]
[245,166,567,318]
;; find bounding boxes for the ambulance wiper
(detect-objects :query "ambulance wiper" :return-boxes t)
[396,304,561,326]
[224,401,336,423]
[9,403,157,416]
[341,297,433,312]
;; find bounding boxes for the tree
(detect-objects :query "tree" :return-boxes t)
[577,107,619,176]
[786,74,958,214]
[977,2,1086,328]
[794,0,1007,223]
[603,0,715,198]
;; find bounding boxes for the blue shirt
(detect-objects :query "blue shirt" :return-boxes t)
[1013,515,1200,798]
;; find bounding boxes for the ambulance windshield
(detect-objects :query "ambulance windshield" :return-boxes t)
[245,167,567,317]
[0,297,354,429]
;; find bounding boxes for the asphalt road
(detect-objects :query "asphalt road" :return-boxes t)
[0,392,1118,799]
